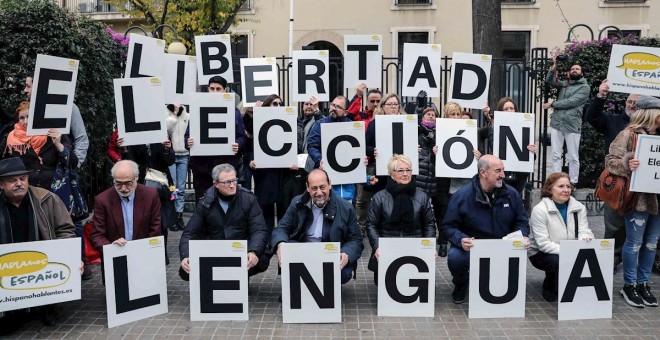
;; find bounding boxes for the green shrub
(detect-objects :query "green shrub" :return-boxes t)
[544,35,660,188]
[0,0,126,201]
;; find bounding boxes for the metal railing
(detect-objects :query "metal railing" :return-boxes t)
[395,0,432,4]
[60,0,132,13]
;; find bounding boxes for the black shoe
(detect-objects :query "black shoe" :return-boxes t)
[637,283,658,307]
[452,284,467,304]
[37,305,59,326]
[613,255,622,275]
[0,310,27,336]
[439,243,448,258]
[542,286,558,302]
[82,265,93,280]
[176,213,185,231]
[653,257,660,275]
[621,284,645,308]
[278,294,282,303]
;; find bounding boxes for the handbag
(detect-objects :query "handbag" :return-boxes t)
[51,148,89,222]
[595,129,637,214]
[145,167,169,186]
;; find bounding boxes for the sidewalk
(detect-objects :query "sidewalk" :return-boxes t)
[7,215,660,339]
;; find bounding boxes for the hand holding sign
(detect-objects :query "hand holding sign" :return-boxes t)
[47,129,63,152]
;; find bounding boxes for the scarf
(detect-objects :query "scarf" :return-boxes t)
[385,177,417,230]
[5,123,47,161]
[421,120,435,129]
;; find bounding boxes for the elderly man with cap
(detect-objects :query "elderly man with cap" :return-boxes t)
[0,158,77,333]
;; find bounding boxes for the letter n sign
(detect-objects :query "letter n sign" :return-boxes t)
[469,239,527,319]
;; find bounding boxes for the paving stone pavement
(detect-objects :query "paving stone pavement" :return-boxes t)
[6,214,660,339]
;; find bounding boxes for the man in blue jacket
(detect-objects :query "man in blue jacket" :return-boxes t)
[306,96,357,202]
[441,155,530,304]
[271,169,364,284]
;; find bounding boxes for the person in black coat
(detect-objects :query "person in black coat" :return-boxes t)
[585,79,641,273]
[366,155,437,285]
[179,163,269,281]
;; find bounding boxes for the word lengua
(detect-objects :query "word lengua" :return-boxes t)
[0,238,81,312]
[195,34,234,85]
[344,35,382,90]
[28,54,79,135]
[253,106,298,168]
[189,240,249,321]
[281,242,341,324]
[448,52,492,110]
[377,238,436,317]
[113,77,167,146]
[493,112,535,173]
[607,44,660,97]
[630,134,660,194]
[240,58,279,107]
[321,121,366,185]
[188,92,236,156]
[291,50,329,102]
[125,34,165,78]
[435,118,478,178]
[103,237,168,328]
[402,43,441,98]
[374,115,419,176]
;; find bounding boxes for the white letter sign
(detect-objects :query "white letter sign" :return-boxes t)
[281,242,341,323]
[113,77,167,146]
[28,54,79,135]
[321,121,366,185]
[188,92,236,156]
[344,35,382,90]
[435,118,478,178]
[125,34,164,78]
[375,115,419,176]
[377,238,436,317]
[189,240,248,321]
[195,34,234,84]
[240,58,279,107]
[402,43,441,98]
[449,52,492,110]
[103,236,168,328]
[558,239,614,321]
[163,54,197,105]
[607,44,660,97]
[291,50,329,102]
[469,239,527,319]
[253,106,298,168]
[630,134,660,194]
[0,238,81,312]
[493,112,535,173]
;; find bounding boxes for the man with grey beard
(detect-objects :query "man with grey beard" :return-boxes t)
[586,79,641,274]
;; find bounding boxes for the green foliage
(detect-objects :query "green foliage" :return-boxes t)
[543,35,660,188]
[0,0,126,199]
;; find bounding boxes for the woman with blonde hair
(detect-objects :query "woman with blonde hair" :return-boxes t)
[605,96,660,308]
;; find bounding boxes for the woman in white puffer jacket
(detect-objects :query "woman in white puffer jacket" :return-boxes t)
[528,172,594,302]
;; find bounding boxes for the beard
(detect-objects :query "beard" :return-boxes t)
[569,72,583,80]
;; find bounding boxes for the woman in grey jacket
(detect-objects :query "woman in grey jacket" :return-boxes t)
[366,155,437,285]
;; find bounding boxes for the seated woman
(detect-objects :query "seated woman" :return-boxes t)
[528,172,593,302]
[366,154,437,285]
[2,101,77,189]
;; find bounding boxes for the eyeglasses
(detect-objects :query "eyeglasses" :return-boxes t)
[384,103,400,107]
[272,101,283,107]
[369,99,380,104]
[394,169,412,174]
[113,179,136,188]
[216,178,238,186]
[330,103,345,111]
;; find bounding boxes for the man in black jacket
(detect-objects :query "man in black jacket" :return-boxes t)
[178,163,269,280]
[585,79,640,274]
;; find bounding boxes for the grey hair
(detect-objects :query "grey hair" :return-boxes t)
[212,163,236,182]
[477,157,490,172]
[111,160,139,178]
[387,154,413,175]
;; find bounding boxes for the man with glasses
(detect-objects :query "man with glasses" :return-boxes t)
[306,95,359,202]
[178,163,269,281]
[271,169,364,284]
[90,160,161,257]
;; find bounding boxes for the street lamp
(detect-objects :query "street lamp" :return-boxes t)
[598,25,624,40]
[123,25,187,55]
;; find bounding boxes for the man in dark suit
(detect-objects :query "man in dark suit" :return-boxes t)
[90,160,161,254]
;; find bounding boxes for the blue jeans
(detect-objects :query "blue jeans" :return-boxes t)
[168,155,189,213]
[622,211,660,285]
[74,221,85,262]
[447,245,470,286]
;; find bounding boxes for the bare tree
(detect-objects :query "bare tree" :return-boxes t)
[472,0,503,107]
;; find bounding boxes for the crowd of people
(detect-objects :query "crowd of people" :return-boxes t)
[2,56,660,335]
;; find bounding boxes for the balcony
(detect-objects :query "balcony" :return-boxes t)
[58,0,134,21]
[395,0,432,5]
